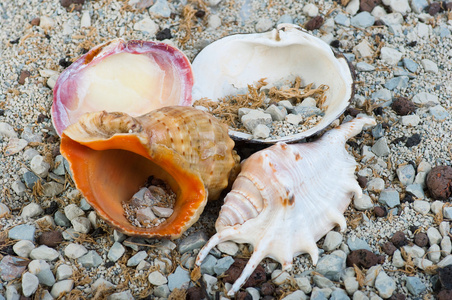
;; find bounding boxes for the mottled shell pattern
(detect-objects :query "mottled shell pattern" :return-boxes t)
[60,106,240,239]
[196,116,376,295]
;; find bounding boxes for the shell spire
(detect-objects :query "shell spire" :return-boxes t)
[196,116,376,296]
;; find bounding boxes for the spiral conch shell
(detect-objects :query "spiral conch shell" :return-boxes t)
[196,116,376,295]
[60,106,240,239]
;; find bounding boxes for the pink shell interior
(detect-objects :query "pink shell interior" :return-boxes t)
[52,39,193,136]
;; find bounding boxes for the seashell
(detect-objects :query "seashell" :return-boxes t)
[60,106,240,239]
[52,39,193,136]
[195,116,376,295]
[191,23,354,143]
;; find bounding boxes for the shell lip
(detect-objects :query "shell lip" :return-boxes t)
[192,23,355,144]
[60,130,207,239]
[52,39,194,136]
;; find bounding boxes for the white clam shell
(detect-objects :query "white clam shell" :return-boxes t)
[192,23,354,143]
[196,116,376,295]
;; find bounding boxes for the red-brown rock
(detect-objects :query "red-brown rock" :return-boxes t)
[438,290,452,300]
[261,282,275,296]
[346,249,381,268]
[360,0,382,12]
[37,231,63,248]
[305,16,324,31]
[381,242,397,256]
[391,231,408,248]
[426,166,452,200]
[439,265,452,290]
[414,232,429,247]
[223,258,266,288]
[18,70,31,85]
[391,97,416,116]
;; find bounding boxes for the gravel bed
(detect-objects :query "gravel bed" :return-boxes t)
[1,0,452,299]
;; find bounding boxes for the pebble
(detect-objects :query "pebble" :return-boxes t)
[28,260,55,286]
[0,122,17,138]
[379,189,400,208]
[214,256,235,275]
[427,227,442,245]
[8,224,36,241]
[371,88,391,103]
[108,290,134,300]
[347,237,372,252]
[313,275,334,288]
[71,216,91,233]
[168,266,190,291]
[413,200,430,215]
[392,250,405,268]
[350,12,375,28]
[200,254,217,275]
[154,284,170,297]
[149,0,171,18]
[356,62,375,72]
[21,202,43,219]
[56,264,73,280]
[295,276,312,294]
[401,115,420,126]
[437,255,452,267]
[5,285,20,300]
[22,272,39,297]
[30,155,50,177]
[23,171,40,189]
[151,206,173,217]
[323,231,343,251]
[108,242,126,262]
[421,59,438,73]
[64,204,85,221]
[266,104,287,121]
[64,243,88,259]
[439,222,450,237]
[444,207,452,219]
[271,269,291,285]
[277,14,293,24]
[285,113,303,125]
[255,18,273,32]
[344,277,359,295]
[126,250,148,267]
[0,256,28,281]
[429,105,449,121]
[397,164,415,186]
[374,270,395,298]
[380,47,402,65]
[11,179,26,196]
[54,210,71,227]
[334,14,350,27]
[372,138,390,156]
[354,40,374,58]
[428,244,441,263]
[178,231,208,254]
[330,289,349,300]
[29,245,59,261]
[5,138,28,156]
[411,0,429,13]
[203,274,218,294]
[134,18,158,35]
[403,245,425,258]
[441,236,452,255]
[207,15,221,29]
[283,290,308,300]
[148,270,168,285]
[0,202,10,217]
[92,278,115,291]
[217,241,239,256]
[367,178,385,192]
[384,76,408,90]
[315,252,345,281]
[13,240,35,257]
[354,194,373,211]
[412,92,439,105]
[253,124,270,139]
[303,3,318,17]
[242,110,272,131]
[78,250,103,268]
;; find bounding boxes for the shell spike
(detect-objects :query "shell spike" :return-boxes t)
[327,209,348,232]
[305,242,319,265]
[196,227,238,266]
[351,180,363,199]
[227,246,267,296]
[324,116,376,143]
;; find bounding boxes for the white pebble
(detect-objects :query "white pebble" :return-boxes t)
[13,240,35,257]
[21,202,43,219]
[64,243,88,259]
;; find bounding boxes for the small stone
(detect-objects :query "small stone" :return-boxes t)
[384,76,409,91]
[50,279,74,298]
[335,13,350,26]
[305,16,324,31]
[78,250,103,268]
[29,245,59,261]
[372,137,390,157]
[412,92,439,105]
[426,166,452,200]
[207,15,221,29]
[391,97,415,115]
[92,278,115,291]
[151,206,173,218]
[5,138,28,156]
[323,231,343,251]
[38,231,63,248]
[303,3,319,16]
[401,115,420,127]
[8,224,36,241]
[217,242,239,256]
[403,245,425,258]
[108,291,134,300]
[11,179,26,196]
[214,256,235,275]
[379,189,400,208]
[346,249,381,269]
[413,200,430,215]
[441,236,452,255]
[397,164,415,186]
[278,100,293,110]
[134,18,158,35]
[255,18,273,32]
[375,270,395,298]
[13,240,35,257]
[23,171,40,190]
[265,105,287,121]
[178,231,208,254]
[72,216,91,233]
[28,259,55,286]
[354,41,374,59]
[391,231,407,248]
[242,110,272,131]
[0,202,10,217]
[428,244,441,263]
[253,124,270,139]
[0,122,17,138]
[149,0,171,18]
[0,256,28,281]
[30,155,50,177]
[154,284,170,298]
[427,227,442,245]
[108,242,125,262]
[406,277,426,296]
[347,237,372,252]
[148,271,168,286]
[22,272,39,297]
[356,62,375,72]
[354,194,374,211]
[380,47,402,65]
[42,182,64,197]
[64,204,85,221]
[224,258,266,288]
[56,264,73,280]
[295,276,312,294]
[421,59,438,73]
[444,207,452,219]
[168,266,190,291]
[271,269,291,285]
[429,105,449,121]
[392,249,405,268]
[21,202,43,219]
[351,12,375,28]
[313,275,334,289]
[285,113,303,125]
[367,178,385,192]
[127,250,148,267]
[315,253,345,281]
[64,243,88,259]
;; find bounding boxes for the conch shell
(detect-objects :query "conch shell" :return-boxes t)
[191,23,354,143]
[60,106,240,239]
[196,116,376,295]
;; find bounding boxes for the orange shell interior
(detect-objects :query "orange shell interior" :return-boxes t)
[60,133,207,239]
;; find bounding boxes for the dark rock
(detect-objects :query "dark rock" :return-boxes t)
[374,206,387,218]
[19,70,31,85]
[391,231,407,248]
[261,282,275,296]
[91,227,107,238]
[373,106,383,116]
[305,16,324,31]
[0,256,28,281]
[59,57,72,68]
[60,0,84,8]
[330,40,340,48]
[23,171,40,190]
[388,294,406,300]
[52,146,61,157]
[391,136,407,144]
[236,291,252,300]
[345,107,361,117]
[409,225,418,233]
[195,10,206,18]
[223,258,266,288]
[431,274,442,293]
[37,114,48,123]
[186,286,207,300]
[406,133,421,148]
[391,97,415,116]
[426,166,452,200]
[438,290,452,300]
[414,232,429,247]
[447,2,452,11]
[263,296,275,300]
[428,2,442,15]
[37,231,63,248]
[401,194,414,203]
[30,17,40,26]
[105,261,115,268]
[156,28,172,41]
[438,265,452,290]
[44,201,59,215]
[346,249,381,268]
[360,0,381,12]
[357,175,367,189]
[381,242,397,256]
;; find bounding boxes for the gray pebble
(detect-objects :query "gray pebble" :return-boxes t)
[311,287,331,300]
[214,256,234,275]
[292,106,323,118]
[30,155,50,178]
[255,18,273,32]
[380,47,402,65]
[371,123,384,139]
[79,198,92,211]
[350,12,375,28]
[444,207,452,219]
[56,264,73,280]
[396,164,415,186]
[421,59,438,73]
[217,242,238,256]
[64,204,85,221]
[285,113,303,125]
[278,100,294,110]
[0,122,18,138]
[356,62,375,72]
[413,200,430,214]
[266,104,287,121]
[282,290,308,300]
[412,92,439,105]
[403,245,425,258]
[242,110,272,131]
[108,242,125,262]
[344,277,359,295]
[178,231,208,254]
[167,266,190,291]
[64,243,88,259]
[200,254,217,275]
[347,237,372,251]
[5,138,28,156]
[323,231,343,251]
[354,194,373,211]
[23,171,40,189]
[335,14,350,26]
[71,216,91,234]
[79,250,103,268]
[149,0,171,18]
[28,260,56,287]
[427,227,442,245]
[127,250,148,267]
[315,253,345,281]
[295,276,312,294]
[22,272,39,297]
[148,271,167,286]
[439,222,450,237]
[384,76,409,90]
[427,244,441,263]
[352,291,369,300]
[411,0,428,13]
[371,89,392,103]
[23,148,40,161]
[107,290,133,300]
[371,137,390,157]
[406,183,424,199]
[313,275,334,288]
[429,105,449,121]
[367,178,385,192]
[29,245,59,261]
[154,284,170,298]
[392,250,405,268]
[402,58,419,73]
[8,224,36,241]
[405,276,426,295]
[271,269,291,285]
[253,124,270,139]
[375,271,395,298]
[42,182,64,197]
[437,255,452,267]
[378,189,400,208]
[277,14,293,24]
[401,115,420,126]
[203,274,218,294]
[13,240,35,258]
[11,180,26,196]
[330,289,350,300]
[54,211,71,227]
[21,202,43,219]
